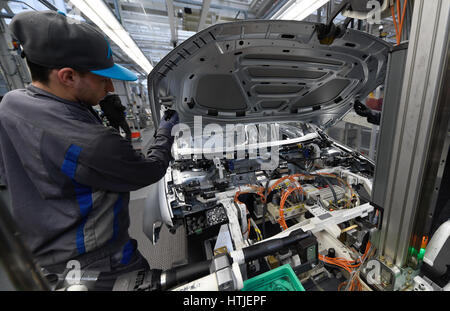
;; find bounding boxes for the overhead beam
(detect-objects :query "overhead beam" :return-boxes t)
[112,0,123,23]
[110,1,168,17]
[36,0,57,11]
[136,0,251,12]
[174,0,250,19]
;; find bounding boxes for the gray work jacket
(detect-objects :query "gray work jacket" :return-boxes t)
[0,85,173,268]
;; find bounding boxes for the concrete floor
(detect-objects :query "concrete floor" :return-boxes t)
[128,126,187,270]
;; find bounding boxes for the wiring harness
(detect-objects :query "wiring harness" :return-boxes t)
[319,241,376,291]
[234,173,357,233]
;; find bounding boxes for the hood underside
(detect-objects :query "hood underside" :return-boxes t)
[148,20,391,128]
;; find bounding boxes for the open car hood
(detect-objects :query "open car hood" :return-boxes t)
[148,20,391,129]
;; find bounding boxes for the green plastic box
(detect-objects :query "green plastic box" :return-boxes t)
[241,264,305,291]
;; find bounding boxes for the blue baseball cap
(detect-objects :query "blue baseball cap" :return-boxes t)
[9,10,138,81]
[91,63,138,81]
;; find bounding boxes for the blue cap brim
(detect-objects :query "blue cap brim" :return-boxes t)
[91,63,138,81]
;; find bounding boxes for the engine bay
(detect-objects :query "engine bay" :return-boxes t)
[139,123,382,291]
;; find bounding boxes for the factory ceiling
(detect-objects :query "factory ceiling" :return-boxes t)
[1,0,401,81]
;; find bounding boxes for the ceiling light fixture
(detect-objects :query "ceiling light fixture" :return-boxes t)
[271,0,330,21]
[69,0,153,75]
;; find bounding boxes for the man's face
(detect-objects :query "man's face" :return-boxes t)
[74,72,115,106]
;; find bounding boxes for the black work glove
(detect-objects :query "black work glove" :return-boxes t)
[367,112,381,125]
[99,94,125,123]
[159,110,179,131]
[353,101,370,117]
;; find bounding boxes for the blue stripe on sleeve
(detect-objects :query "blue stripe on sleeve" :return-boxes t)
[61,144,93,255]
[73,180,93,218]
[61,144,82,179]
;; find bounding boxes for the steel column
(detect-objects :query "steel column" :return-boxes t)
[373,0,450,267]
[165,0,178,47]
[0,6,31,90]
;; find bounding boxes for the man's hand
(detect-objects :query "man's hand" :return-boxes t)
[99,94,121,109]
[354,100,381,125]
[99,94,126,126]
[159,110,179,131]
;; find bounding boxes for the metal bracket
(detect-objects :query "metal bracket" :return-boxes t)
[209,253,235,291]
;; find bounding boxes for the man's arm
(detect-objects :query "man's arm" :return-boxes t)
[40,111,178,193]
[75,110,178,192]
[75,127,173,192]
[353,101,381,125]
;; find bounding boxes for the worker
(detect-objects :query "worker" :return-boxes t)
[99,94,132,141]
[353,100,381,125]
[0,11,178,290]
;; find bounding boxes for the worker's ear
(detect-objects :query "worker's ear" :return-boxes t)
[54,67,79,87]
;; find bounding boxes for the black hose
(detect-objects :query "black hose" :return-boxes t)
[242,229,311,263]
[162,259,212,290]
[159,229,312,290]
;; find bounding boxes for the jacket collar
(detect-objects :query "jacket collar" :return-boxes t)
[26,84,102,124]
